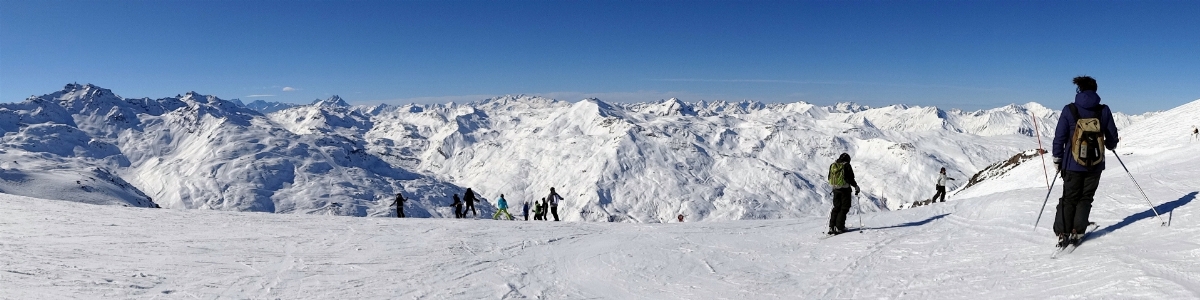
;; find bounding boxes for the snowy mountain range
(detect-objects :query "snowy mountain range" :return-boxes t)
[4,96,1198,298]
[0,83,1164,222]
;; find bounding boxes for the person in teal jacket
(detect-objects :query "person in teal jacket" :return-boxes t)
[493,194,514,220]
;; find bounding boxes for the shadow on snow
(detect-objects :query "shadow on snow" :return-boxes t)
[1093,191,1197,239]
[860,213,951,231]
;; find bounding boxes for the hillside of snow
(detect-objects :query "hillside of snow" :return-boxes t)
[0,83,1164,222]
[0,84,474,218]
[2,104,1196,297]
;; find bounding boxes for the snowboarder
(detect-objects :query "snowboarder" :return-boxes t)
[930,167,955,203]
[547,187,563,221]
[463,188,479,217]
[1051,76,1119,248]
[392,193,406,218]
[827,153,861,235]
[451,194,464,218]
[493,194,514,220]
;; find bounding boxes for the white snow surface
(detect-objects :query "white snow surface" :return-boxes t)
[2,123,1198,298]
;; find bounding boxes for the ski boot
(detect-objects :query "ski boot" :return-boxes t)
[1069,230,1083,246]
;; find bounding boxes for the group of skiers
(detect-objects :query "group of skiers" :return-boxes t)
[826,76,1121,248]
[449,188,482,218]
[389,187,565,221]
[525,187,563,221]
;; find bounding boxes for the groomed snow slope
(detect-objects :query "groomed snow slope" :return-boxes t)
[3,100,1197,299]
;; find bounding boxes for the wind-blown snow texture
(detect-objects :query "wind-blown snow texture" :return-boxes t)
[0,83,1155,222]
[1,99,1197,298]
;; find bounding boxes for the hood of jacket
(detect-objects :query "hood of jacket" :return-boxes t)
[1074,91,1102,110]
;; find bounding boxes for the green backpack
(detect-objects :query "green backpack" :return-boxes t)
[829,162,849,188]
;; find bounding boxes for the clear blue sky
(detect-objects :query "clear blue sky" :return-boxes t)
[2,1,1197,113]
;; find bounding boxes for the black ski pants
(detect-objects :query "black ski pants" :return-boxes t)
[932,185,947,203]
[1054,170,1102,235]
[829,188,852,229]
[551,206,560,221]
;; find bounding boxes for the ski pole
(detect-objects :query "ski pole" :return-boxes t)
[1033,165,1063,230]
[857,194,863,232]
[1110,149,1167,226]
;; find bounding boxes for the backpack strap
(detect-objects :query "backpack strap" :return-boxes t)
[1067,103,1080,119]
[1070,102,1104,117]
[1067,103,1107,121]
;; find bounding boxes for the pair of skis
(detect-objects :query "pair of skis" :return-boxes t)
[1050,222,1098,259]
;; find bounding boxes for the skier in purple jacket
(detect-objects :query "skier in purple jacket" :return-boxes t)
[1051,76,1119,247]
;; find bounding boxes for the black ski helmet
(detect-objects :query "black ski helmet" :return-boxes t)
[838,153,851,163]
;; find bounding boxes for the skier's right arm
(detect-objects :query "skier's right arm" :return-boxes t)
[1101,105,1119,150]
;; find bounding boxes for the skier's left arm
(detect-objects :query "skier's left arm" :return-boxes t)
[1102,105,1119,150]
[845,164,861,194]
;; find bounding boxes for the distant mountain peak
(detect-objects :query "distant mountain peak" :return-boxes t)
[311,95,350,108]
[832,102,870,113]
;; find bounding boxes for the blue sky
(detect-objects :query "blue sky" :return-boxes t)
[2,1,1197,114]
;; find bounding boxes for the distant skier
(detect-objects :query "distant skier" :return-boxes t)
[522,200,531,221]
[493,194,514,220]
[534,197,546,220]
[452,194,464,218]
[1051,76,1119,248]
[547,187,564,221]
[463,188,479,217]
[392,193,406,218]
[827,153,861,235]
[1192,126,1198,141]
[930,167,956,203]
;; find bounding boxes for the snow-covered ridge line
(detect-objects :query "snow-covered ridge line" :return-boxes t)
[0,83,1185,222]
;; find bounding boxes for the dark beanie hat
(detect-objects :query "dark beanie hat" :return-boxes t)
[838,153,851,162]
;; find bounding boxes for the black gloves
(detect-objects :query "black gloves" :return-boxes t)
[1054,157,1062,170]
[854,187,861,196]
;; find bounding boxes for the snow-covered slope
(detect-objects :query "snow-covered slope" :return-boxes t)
[0,84,1168,222]
[2,114,1196,297]
[0,84,473,217]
